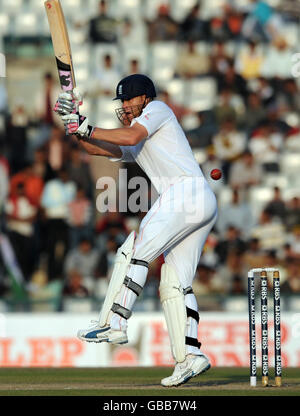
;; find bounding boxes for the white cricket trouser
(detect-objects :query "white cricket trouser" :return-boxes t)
[110,176,217,355]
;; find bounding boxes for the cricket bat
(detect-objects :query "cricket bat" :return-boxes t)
[44,0,76,92]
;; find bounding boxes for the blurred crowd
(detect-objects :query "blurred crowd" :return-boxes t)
[0,0,300,311]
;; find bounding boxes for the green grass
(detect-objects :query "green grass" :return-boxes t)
[0,367,299,396]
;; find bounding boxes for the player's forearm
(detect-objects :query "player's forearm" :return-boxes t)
[78,136,122,158]
[91,126,137,146]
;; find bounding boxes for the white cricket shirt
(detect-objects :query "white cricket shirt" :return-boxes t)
[114,100,204,194]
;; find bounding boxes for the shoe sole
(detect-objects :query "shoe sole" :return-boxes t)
[78,335,128,345]
[162,362,211,388]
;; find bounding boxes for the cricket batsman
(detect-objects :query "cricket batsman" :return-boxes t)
[54,74,218,387]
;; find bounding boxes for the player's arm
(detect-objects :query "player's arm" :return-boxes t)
[77,136,123,158]
[76,123,146,157]
[54,89,148,149]
[89,123,147,146]
[54,91,147,146]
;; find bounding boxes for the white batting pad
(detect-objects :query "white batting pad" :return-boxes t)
[159,263,187,363]
[99,231,135,327]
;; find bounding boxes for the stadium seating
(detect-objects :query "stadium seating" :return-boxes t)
[96,97,120,129]
[280,153,300,183]
[1,0,24,15]
[14,13,39,37]
[249,186,275,218]
[0,13,10,36]
[184,77,217,112]
[149,42,178,84]
[1,0,300,312]
[114,0,143,20]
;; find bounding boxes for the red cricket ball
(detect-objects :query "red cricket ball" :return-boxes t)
[210,168,222,180]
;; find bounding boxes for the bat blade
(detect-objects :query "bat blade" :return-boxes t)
[44,0,76,92]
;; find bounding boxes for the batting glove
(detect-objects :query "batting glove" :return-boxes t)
[54,87,83,116]
[61,112,94,139]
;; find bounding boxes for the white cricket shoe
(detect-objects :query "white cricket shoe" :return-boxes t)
[77,321,128,344]
[161,353,210,387]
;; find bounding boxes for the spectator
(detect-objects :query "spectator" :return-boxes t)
[286,225,300,259]
[242,237,266,272]
[213,89,243,126]
[63,270,90,298]
[264,104,291,136]
[224,5,244,41]
[241,0,283,43]
[209,13,231,42]
[215,225,247,264]
[249,77,275,107]
[35,72,60,126]
[264,186,286,222]
[128,59,141,75]
[88,0,118,44]
[228,150,263,190]
[243,92,266,134]
[277,78,300,114]
[5,182,37,281]
[66,145,94,199]
[118,18,147,50]
[9,161,45,269]
[68,187,94,250]
[210,41,232,78]
[218,250,246,294]
[234,40,264,80]
[193,264,224,296]
[216,189,254,237]
[6,102,29,175]
[95,210,128,255]
[146,4,179,43]
[10,163,44,208]
[179,3,208,42]
[159,90,192,123]
[94,54,121,97]
[217,60,248,100]
[64,238,100,295]
[31,147,56,183]
[175,40,211,79]
[261,37,294,80]
[212,117,247,179]
[41,169,76,281]
[97,236,118,279]
[281,258,300,294]
[248,122,283,172]
[284,127,300,153]
[250,208,286,250]
[281,243,295,262]
[185,111,217,148]
[230,275,246,295]
[45,125,70,173]
[285,197,300,231]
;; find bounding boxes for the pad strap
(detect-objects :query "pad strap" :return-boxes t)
[186,306,201,349]
[124,276,143,296]
[111,303,132,320]
[186,336,201,349]
[130,258,149,268]
[186,306,200,323]
[183,286,194,295]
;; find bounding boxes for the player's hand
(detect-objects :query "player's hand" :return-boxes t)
[61,112,94,139]
[54,87,83,115]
